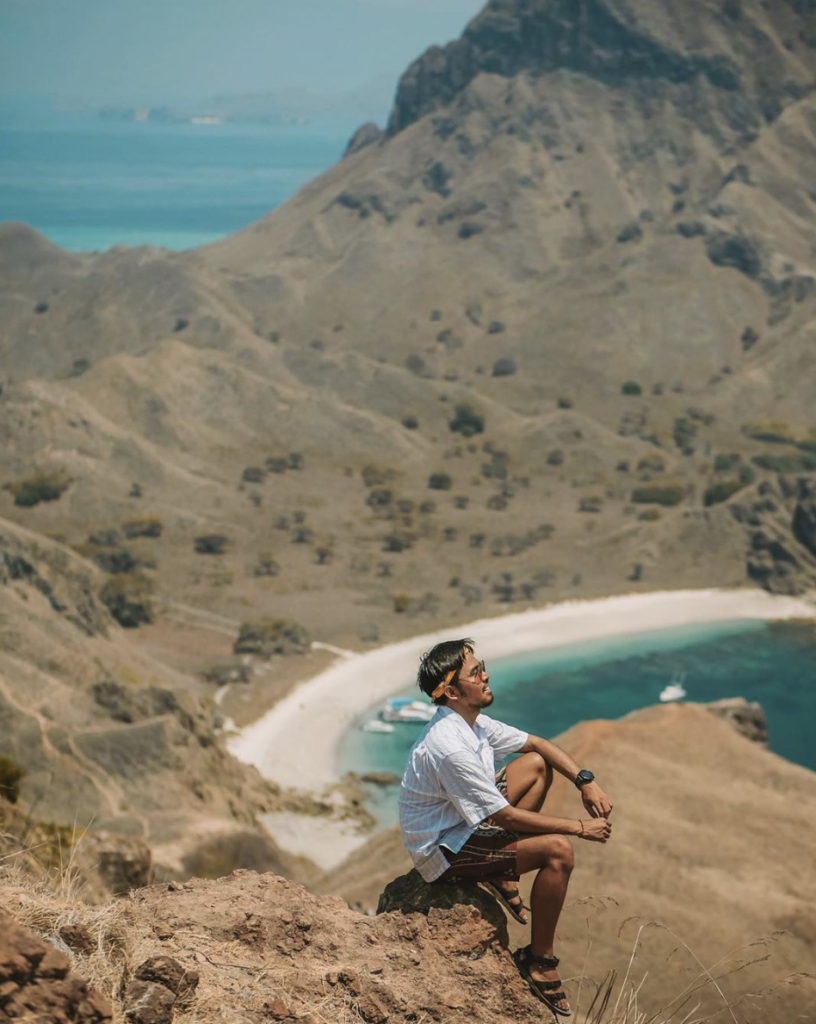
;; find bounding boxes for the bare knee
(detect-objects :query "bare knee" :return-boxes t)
[548,835,574,872]
[523,752,552,784]
[517,834,575,875]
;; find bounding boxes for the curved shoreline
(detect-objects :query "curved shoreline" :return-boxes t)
[229,588,814,793]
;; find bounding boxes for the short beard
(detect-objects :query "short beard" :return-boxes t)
[480,691,494,708]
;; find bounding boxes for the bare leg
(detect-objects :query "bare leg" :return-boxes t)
[516,834,575,1013]
[487,755,554,921]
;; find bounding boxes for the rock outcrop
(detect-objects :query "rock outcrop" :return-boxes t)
[0,911,112,1023]
[705,696,768,746]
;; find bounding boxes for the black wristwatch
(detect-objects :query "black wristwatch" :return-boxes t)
[574,769,595,789]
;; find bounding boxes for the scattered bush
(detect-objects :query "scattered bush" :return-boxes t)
[459,222,483,240]
[100,573,155,628]
[242,467,265,484]
[34,301,49,314]
[122,516,163,539]
[704,479,746,506]
[741,326,759,351]
[402,415,419,430]
[751,453,816,473]
[465,303,482,326]
[367,488,393,509]
[631,484,686,506]
[266,457,288,474]
[617,221,643,244]
[621,381,643,396]
[363,465,397,488]
[673,417,697,455]
[428,472,452,490]
[454,495,469,510]
[637,454,665,473]
[68,358,90,377]
[579,496,603,513]
[492,357,517,378]
[557,396,574,409]
[253,556,280,578]
[742,421,798,445]
[393,593,411,614]
[173,317,189,333]
[547,449,564,466]
[714,453,741,473]
[616,460,630,472]
[487,494,508,511]
[291,527,314,544]
[93,548,139,574]
[449,402,485,437]
[288,452,304,470]
[638,507,662,521]
[234,619,311,657]
[419,500,436,513]
[487,321,505,334]
[194,534,229,555]
[0,755,26,804]
[9,472,72,508]
[88,528,121,547]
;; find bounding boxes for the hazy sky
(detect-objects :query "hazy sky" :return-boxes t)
[0,0,484,106]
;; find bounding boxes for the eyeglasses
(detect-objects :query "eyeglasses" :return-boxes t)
[457,659,487,683]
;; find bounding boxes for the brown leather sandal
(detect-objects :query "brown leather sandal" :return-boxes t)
[512,946,572,1017]
[481,880,529,924]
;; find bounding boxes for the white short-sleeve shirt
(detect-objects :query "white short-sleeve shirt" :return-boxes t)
[398,707,528,882]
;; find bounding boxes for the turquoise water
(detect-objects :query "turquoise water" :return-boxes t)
[340,619,816,825]
[0,99,359,251]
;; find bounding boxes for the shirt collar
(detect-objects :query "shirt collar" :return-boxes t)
[435,706,484,748]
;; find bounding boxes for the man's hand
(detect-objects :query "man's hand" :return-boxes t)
[578,817,612,842]
[580,781,613,819]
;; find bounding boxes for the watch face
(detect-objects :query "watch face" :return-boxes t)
[577,770,594,786]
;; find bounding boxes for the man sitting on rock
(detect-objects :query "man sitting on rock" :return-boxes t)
[398,638,613,1018]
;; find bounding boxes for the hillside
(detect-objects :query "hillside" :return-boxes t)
[1,0,816,897]
[2,701,815,1023]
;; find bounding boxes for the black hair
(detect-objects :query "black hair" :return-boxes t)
[417,637,475,704]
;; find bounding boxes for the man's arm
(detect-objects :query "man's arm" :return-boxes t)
[518,733,614,819]
[490,802,611,842]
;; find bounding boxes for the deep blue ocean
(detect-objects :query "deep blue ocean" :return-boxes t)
[340,619,816,825]
[0,98,360,251]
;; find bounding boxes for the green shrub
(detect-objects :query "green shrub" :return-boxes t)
[751,453,816,473]
[234,619,311,657]
[704,479,746,506]
[637,454,665,473]
[0,755,26,804]
[449,403,485,437]
[742,421,798,445]
[194,534,229,555]
[362,465,397,488]
[631,484,686,506]
[100,573,155,628]
[402,415,419,430]
[492,357,517,378]
[122,516,163,539]
[10,472,72,508]
[714,453,741,473]
[673,417,697,454]
[579,496,603,513]
[621,381,642,396]
[393,593,411,614]
[557,396,574,409]
[428,473,452,490]
[638,507,662,521]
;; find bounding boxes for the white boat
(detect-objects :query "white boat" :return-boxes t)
[381,698,436,723]
[660,672,687,702]
[361,719,395,734]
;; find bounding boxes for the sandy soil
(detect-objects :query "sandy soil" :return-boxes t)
[229,587,814,865]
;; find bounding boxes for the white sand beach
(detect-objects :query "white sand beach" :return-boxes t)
[230,588,814,795]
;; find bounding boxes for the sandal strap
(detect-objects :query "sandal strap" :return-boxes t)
[525,947,560,969]
[536,980,563,991]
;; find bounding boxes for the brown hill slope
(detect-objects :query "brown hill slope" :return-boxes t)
[316,700,816,1020]
[1,0,816,826]
[0,517,318,887]
[2,701,814,1023]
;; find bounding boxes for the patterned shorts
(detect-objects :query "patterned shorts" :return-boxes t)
[437,767,520,882]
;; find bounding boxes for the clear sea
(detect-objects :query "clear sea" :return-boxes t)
[340,619,816,825]
[0,98,361,252]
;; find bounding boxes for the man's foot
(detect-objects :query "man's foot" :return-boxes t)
[513,947,571,1017]
[481,879,529,923]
